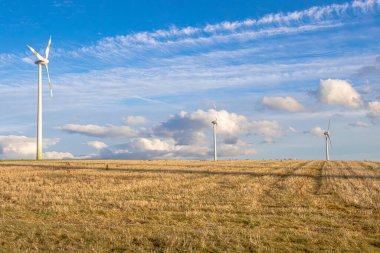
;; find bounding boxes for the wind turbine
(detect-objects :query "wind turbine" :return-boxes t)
[211,106,218,161]
[27,36,53,160]
[324,120,332,161]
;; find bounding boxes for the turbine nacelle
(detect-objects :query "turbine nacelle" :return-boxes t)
[27,36,53,97]
[323,120,332,161]
[35,59,49,65]
[211,120,217,125]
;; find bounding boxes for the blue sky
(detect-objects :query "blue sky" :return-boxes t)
[0,0,379,160]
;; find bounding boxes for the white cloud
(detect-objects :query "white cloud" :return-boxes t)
[218,140,257,157]
[310,127,325,137]
[317,79,363,108]
[249,120,285,143]
[100,137,256,160]
[62,124,136,138]
[0,135,36,159]
[43,151,75,159]
[155,109,248,142]
[122,116,147,125]
[129,138,174,152]
[0,135,61,160]
[87,141,108,150]
[98,138,183,160]
[262,96,305,112]
[367,101,380,118]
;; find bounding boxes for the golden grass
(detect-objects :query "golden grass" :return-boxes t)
[0,160,379,252]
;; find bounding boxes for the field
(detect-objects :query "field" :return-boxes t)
[0,160,379,252]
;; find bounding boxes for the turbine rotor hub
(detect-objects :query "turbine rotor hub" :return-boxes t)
[35,59,49,65]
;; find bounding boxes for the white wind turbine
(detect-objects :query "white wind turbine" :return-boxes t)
[27,36,53,160]
[211,105,218,161]
[324,120,332,161]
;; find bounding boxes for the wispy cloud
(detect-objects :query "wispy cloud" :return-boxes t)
[61,124,136,138]
[132,96,167,105]
[64,0,379,59]
[348,121,371,127]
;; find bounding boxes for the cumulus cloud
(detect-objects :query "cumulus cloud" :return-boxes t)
[153,109,250,148]
[99,137,256,160]
[60,109,297,159]
[0,135,65,160]
[122,116,147,125]
[98,138,188,160]
[151,109,256,157]
[218,140,257,157]
[128,138,174,152]
[249,120,285,143]
[367,101,380,118]
[310,127,325,137]
[0,135,36,159]
[87,141,108,150]
[44,152,75,159]
[262,96,305,112]
[155,109,247,139]
[317,79,363,108]
[66,109,270,159]
[62,124,136,138]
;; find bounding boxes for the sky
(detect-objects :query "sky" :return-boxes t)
[0,0,379,160]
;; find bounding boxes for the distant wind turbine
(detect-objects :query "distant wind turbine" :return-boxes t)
[324,120,332,161]
[211,105,218,161]
[27,36,53,160]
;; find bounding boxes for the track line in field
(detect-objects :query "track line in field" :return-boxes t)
[324,161,377,209]
[257,161,316,207]
[313,160,324,195]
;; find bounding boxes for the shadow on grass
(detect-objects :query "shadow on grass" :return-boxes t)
[1,163,379,180]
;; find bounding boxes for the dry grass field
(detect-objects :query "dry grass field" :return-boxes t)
[0,160,379,252]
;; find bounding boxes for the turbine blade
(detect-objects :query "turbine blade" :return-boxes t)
[27,45,44,61]
[211,102,218,121]
[45,65,53,97]
[327,119,331,131]
[45,36,52,59]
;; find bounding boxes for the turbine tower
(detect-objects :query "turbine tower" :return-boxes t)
[211,118,217,161]
[324,120,332,161]
[211,104,218,161]
[27,37,53,160]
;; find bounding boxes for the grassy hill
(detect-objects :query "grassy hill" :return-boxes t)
[0,160,379,252]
